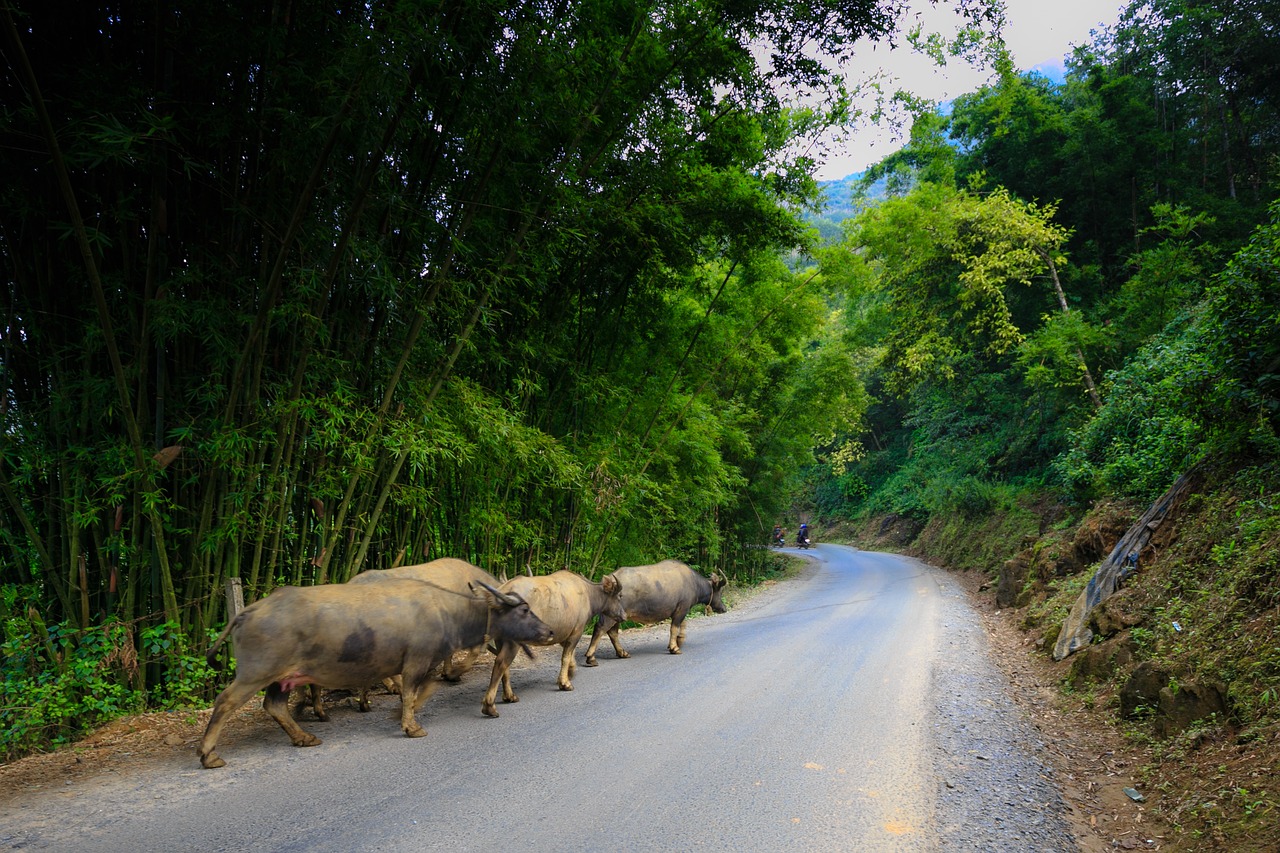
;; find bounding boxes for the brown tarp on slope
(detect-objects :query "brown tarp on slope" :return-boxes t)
[1053,469,1197,661]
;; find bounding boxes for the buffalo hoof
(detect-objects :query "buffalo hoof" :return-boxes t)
[668,648,682,655]
[404,724,426,738]
[558,683,574,692]
[200,752,226,770]
[291,733,322,748]
[584,657,598,667]
[617,650,631,659]
[482,704,499,718]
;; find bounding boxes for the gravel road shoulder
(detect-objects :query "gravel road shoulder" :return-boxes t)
[923,557,1082,851]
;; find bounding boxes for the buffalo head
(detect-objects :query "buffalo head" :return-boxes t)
[600,573,626,624]
[472,580,555,649]
[707,572,728,613]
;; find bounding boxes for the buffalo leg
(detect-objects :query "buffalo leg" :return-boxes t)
[557,636,580,691]
[670,617,691,650]
[307,685,329,721]
[398,670,439,738]
[263,682,322,748]
[499,651,519,703]
[669,609,689,653]
[585,619,627,666]
[607,625,629,659]
[198,679,263,769]
[442,644,484,681]
[309,684,372,716]
[584,620,607,666]
[482,642,519,718]
[501,668,515,702]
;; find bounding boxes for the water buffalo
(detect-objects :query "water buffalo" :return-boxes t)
[481,570,624,718]
[305,558,506,719]
[198,577,551,769]
[584,560,726,665]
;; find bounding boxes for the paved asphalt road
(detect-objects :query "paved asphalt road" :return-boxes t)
[3,545,1076,852]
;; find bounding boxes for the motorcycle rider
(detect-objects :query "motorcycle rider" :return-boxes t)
[772,525,784,547]
[797,522,810,547]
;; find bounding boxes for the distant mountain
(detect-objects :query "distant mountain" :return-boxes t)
[799,172,888,241]
[818,174,865,222]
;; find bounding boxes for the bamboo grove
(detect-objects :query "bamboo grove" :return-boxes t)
[0,0,934,699]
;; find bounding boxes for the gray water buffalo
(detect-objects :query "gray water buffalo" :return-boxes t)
[481,570,624,718]
[305,558,506,719]
[584,560,726,665]
[198,577,551,768]
[351,558,505,681]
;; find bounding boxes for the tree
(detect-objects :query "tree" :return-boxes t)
[835,181,1092,399]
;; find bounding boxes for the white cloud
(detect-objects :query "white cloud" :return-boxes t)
[813,0,1129,180]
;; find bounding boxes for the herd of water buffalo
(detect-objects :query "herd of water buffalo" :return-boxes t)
[197,558,728,768]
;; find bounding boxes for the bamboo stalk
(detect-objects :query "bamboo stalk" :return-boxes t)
[220,75,367,424]
[0,464,72,615]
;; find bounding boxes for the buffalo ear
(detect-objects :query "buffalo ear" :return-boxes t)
[710,572,726,589]
[602,573,621,595]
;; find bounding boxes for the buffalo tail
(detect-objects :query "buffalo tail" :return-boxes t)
[205,619,236,671]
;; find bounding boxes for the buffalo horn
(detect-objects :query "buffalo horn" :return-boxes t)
[473,579,523,608]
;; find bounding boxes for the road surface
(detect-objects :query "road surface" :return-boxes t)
[1,545,1076,851]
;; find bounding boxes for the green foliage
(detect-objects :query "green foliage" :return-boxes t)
[1017,309,1108,403]
[912,492,1042,575]
[1055,202,1280,502]
[1203,201,1280,423]
[1,587,223,760]
[835,181,1073,398]
[1104,204,1218,352]
[1,0,890,690]
[1053,321,1212,501]
[140,622,221,709]
[1,603,139,760]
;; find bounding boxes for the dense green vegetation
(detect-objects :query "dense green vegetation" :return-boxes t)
[0,0,946,757]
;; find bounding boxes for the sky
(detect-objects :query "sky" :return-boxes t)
[814,0,1131,180]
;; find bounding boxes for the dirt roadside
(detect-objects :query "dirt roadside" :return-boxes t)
[950,567,1172,852]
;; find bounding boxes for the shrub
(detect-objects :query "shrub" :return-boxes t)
[1,614,141,761]
[1,591,220,761]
